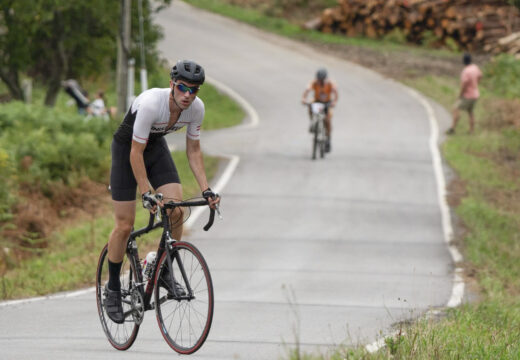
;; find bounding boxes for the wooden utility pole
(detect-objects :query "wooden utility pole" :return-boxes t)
[116,0,131,116]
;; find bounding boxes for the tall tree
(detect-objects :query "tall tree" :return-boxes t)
[30,0,119,106]
[0,0,34,101]
[116,0,131,116]
[0,0,170,106]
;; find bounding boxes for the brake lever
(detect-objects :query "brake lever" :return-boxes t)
[155,193,163,222]
[215,204,223,220]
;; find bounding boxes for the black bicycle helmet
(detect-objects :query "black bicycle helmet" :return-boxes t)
[316,68,327,81]
[170,60,205,85]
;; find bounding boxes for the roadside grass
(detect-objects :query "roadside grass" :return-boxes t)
[198,82,245,130]
[183,1,520,359]
[305,301,520,360]
[0,153,219,300]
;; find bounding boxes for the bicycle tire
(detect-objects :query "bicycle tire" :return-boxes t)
[312,125,318,160]
[318,120,325,159]
[154,241,214,354]
[96,244,140,350]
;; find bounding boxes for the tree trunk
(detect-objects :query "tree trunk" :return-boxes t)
[0,68,24,101]
[116,0,131,116]
[44,11,68,107]
[0,1,24,101]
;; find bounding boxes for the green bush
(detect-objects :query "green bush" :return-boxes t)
[0,102,114,192]
[444,37,459,52]
[420,30,440,47]
[483,54,520,99]
[383,28,407,44]
[0,147,15,223]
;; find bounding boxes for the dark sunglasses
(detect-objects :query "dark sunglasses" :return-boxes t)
[174,82,200,95]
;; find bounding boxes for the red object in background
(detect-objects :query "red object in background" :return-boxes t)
[475,21,484,31]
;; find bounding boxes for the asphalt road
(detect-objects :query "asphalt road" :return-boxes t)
[0,2,455,359]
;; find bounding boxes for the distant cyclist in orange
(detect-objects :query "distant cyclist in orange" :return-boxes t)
[301,68,338,152]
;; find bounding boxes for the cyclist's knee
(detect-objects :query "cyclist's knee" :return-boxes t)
[114,220,133,238]
[169,207,184,225]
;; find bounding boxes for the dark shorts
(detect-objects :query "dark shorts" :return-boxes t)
[455,97,477,112]
[110,137,180,201]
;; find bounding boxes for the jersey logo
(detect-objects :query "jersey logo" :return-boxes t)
[150,125,181,133]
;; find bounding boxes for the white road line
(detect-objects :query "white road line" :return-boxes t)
[366,85,464,353]
[184,154,240,229]
[0,288,95,308]
[0,77,254,309]
[206,75,260,129]
[404,87,464,308]
[447,268,465,308]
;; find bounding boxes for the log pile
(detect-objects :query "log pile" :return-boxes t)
[487,31,520,58]
[311,0,520,53]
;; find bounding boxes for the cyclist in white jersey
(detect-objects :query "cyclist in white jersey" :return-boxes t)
[105,60,220,323]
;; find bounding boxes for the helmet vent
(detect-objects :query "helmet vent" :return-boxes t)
[170,60,205,85]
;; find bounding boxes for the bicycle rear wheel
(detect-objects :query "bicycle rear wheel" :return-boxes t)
[154,241,214,354]
[318,120,325,158]
[96,244,140,350]
[312,126,318,160]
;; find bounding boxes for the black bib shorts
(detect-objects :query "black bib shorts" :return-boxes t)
[110,137,180,201]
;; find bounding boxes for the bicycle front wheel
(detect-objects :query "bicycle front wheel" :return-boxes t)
[96,244,140,350]
[154,241,214,354]
[312,126,318,160]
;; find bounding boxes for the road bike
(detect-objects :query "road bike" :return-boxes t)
[96,195,218,354]
[306,102,328,160]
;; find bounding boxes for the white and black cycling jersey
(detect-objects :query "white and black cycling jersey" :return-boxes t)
[113,88,204,146]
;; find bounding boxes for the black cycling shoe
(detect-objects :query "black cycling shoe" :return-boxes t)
[160,268,187,297]
[325,140,331,153]
[104,284,125,324]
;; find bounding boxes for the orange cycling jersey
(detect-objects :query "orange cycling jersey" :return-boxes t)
[312,81,333,103]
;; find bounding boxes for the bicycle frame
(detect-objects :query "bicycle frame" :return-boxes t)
[124,200,214,311]
[307,102,328,159]
[310,103,326,132]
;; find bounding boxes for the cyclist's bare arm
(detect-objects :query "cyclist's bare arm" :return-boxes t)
[186,137,220,209]
[130,140,152,196]
[330,81,339,107]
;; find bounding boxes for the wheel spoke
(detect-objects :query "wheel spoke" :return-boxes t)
[96,246,140,350]
[155,242,213,354]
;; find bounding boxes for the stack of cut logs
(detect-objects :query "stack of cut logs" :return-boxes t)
[487,31,520,57]
[310,0,520,54]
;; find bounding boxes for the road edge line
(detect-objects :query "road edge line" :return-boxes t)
[184,154,240,229]
[365,86,464,353]
[206,75,260,129]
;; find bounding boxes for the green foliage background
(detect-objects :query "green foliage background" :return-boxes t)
[483,54,520,99]
[0,0,171,104]
[0,103,116,225]
[0,102,115,186]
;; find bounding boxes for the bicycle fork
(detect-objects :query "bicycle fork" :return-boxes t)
[165,235,195,300]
